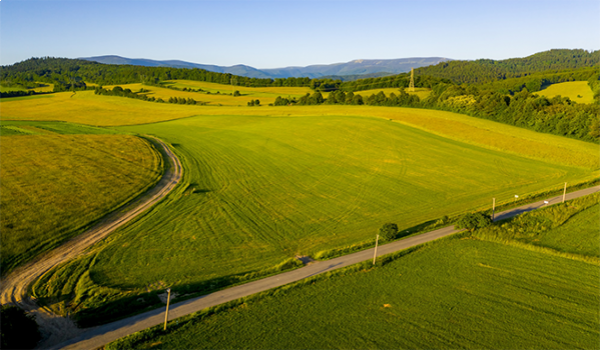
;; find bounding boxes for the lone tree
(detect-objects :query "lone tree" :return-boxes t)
[379,223,399,241]
[454,212,492,232]
[1,304,41,349]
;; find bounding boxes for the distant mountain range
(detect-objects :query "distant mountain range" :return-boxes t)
[79,55,453,79]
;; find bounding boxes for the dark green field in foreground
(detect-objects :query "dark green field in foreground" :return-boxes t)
[109,195,600,350]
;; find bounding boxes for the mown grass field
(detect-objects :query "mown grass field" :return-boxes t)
[535,81,594,104]
[108,195,600,349]
[27,108,598,326]
[0,123,163,274]
[99,115,597,286]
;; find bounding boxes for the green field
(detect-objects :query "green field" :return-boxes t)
[535,81,594,104]
[2,88,598,326]
[108,195,600,349]
[0,123,163,273]
[27,109,598,325]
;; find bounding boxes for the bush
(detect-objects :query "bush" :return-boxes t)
[454,212,492,231]
[1,305,41,349]
[379,223,398,241]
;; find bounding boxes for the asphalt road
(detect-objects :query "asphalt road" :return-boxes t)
[54,185,600,350]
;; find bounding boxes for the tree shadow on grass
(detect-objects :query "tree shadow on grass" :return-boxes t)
[74,269,261,328]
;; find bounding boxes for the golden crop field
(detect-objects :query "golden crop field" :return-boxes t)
[535,81,594,104]
[97,81,313,106]
[165,79,313,96]
[0,133,163,273]
[0,91,202,125]
[353,87,431,100]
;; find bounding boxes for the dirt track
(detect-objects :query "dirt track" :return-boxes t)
[0,136,182,348]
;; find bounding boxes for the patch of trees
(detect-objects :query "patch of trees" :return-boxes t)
[247,99,261,106]
[0,90,36,98]
[1,304,41,349]
[454,212,492,232]
[379,223,399,241]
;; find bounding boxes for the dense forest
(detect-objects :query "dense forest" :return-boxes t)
[1,49,598,142]
[0,57,339,91]
[414,49,600,84]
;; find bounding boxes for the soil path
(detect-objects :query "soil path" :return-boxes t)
[54,185,599,350]
[0,136,182,349]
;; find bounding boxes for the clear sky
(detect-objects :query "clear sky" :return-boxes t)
[1,0,598,68]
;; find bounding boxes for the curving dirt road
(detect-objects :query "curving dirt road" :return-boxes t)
[0,136,182,348]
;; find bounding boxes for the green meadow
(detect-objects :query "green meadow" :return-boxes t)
[108,195,600,350]
[0,122,163,273]
[28,109,598,325]
[535,81,594,104]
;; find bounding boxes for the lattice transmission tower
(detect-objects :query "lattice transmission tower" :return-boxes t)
[408,67,415,92]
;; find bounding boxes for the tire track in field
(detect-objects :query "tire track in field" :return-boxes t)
[0,136,182,349]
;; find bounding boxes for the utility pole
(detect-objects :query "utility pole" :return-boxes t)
[164,288,171,331]
[373,234,379,265]
[562,182,567,203]
[409,68,415,92]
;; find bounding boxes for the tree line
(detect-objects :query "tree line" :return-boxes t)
[0,57,339,90]
[273,80,599,142]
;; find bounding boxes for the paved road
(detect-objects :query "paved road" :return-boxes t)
[0,136,182,349]
[54,185,600,350]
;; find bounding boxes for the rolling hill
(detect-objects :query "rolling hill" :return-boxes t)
[79,55,452,79]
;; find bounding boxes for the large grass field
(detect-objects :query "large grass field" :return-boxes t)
[3,89,598,325]
[27,108,598,325]
[108,195,600,349]
[0,123,163,274]
[535,81,594,104]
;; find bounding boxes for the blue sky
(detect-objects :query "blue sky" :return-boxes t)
[1,0,598,67]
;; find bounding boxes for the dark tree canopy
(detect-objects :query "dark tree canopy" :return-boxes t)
[1,304,41,349]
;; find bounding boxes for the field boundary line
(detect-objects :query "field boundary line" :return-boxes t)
[54,185,600,350]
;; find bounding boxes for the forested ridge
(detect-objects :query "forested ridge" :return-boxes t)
[415,49,600,84]
[1,49,598,142]
[0,57,327,91]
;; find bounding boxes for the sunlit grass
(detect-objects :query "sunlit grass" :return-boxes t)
[353,87,431,100]
[31,112,595,327]
[0,131,162,274]
[535,81,594,104]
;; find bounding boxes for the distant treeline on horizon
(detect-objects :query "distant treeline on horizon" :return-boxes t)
[1,49,598,143]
